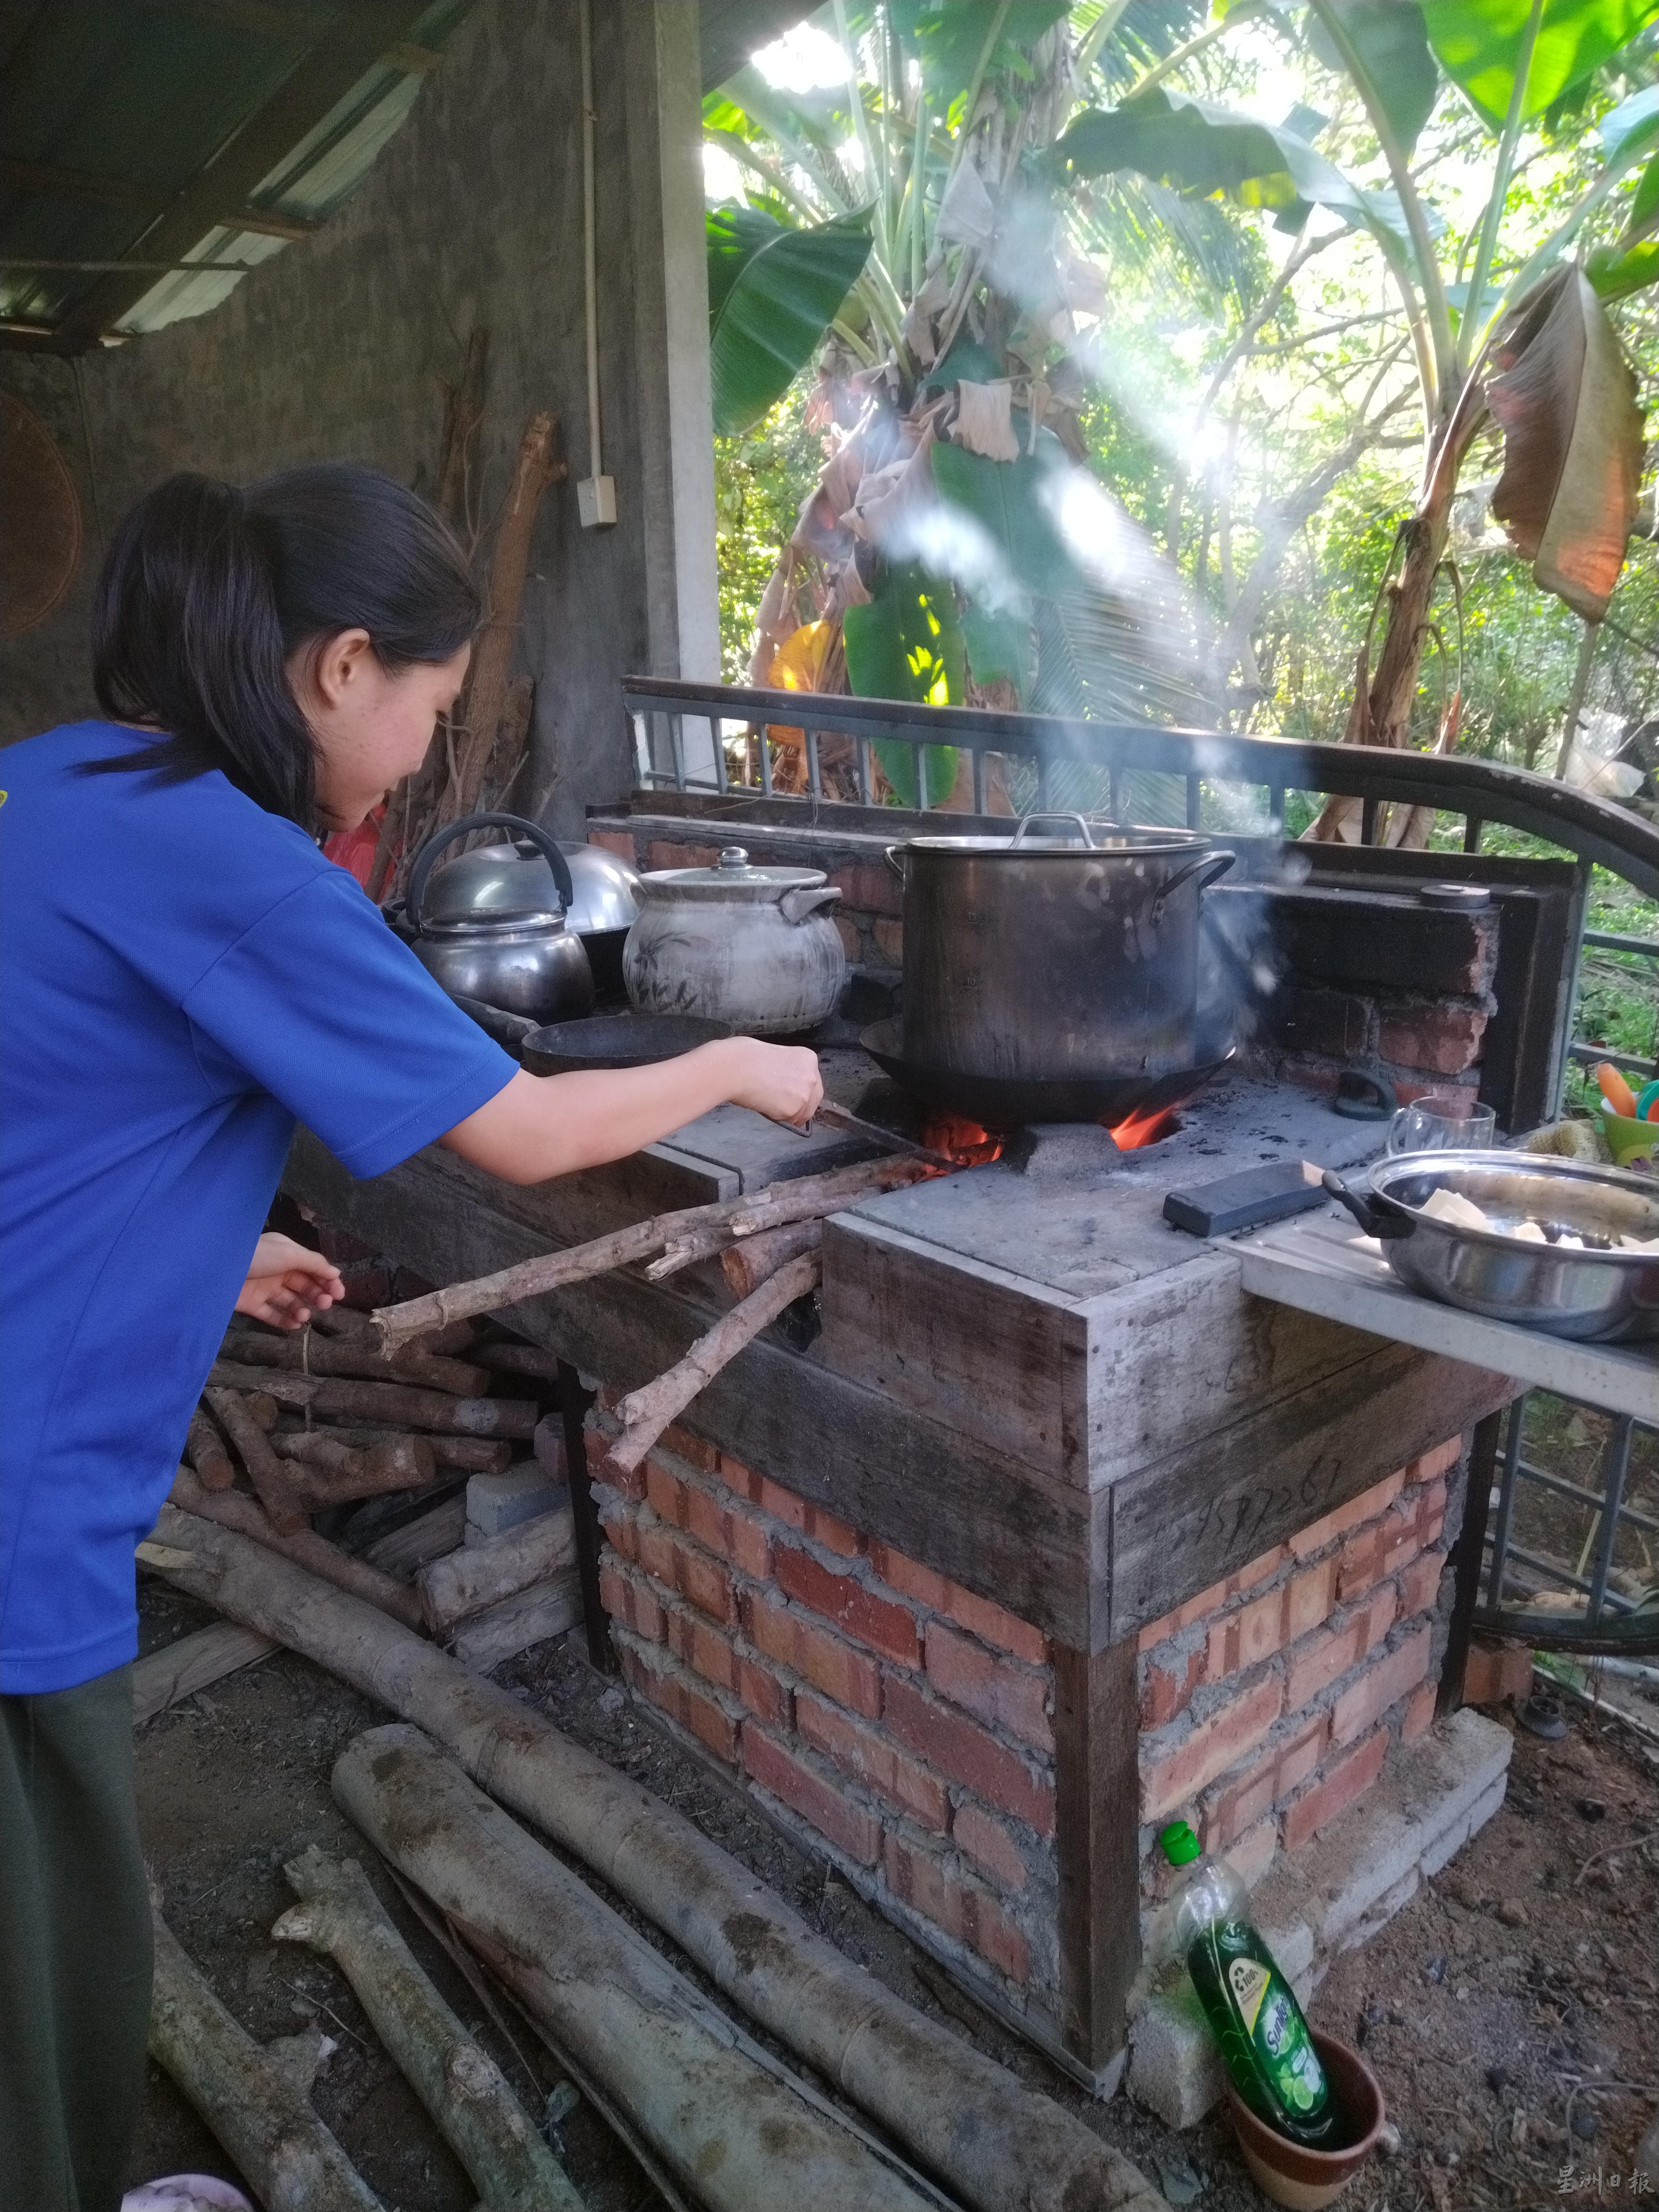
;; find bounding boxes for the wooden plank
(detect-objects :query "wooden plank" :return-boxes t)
[50,0,452,350]
[821,1216,1093,1482]
[1239,1211,1659,1423]
[558,1361,615,1673]
[1442,1411,1500,1716]
[1052,1638,1141,2072]
[1108,1341,1515,1643]
[0,155,316,240]
[132,1623,276,1723]
[450,1569,583,1671]
[362,1494,467,1576]
[1082,1259,1384,1492]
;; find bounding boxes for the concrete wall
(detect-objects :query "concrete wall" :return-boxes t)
[0,0,719,838]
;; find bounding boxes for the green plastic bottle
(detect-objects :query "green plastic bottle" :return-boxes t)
[1160,1820,1339,2150]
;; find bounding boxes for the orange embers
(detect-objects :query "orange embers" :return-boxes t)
[921,1113,1005,1166]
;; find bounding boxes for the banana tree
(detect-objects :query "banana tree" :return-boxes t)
[1049,0,1659,800]
[703,0,1244,803]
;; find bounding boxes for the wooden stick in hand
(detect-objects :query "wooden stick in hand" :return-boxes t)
[601,1249,822,1488]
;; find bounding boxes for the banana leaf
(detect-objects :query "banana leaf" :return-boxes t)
[708,205,874,436]
[1420,0,1659,132]
[842,562,963,806]
[1049,87,1412,244]
[889,1,1071,98]
[1487,265,1644,620]
[1307,0,1442,155]
[930,438,1087,605]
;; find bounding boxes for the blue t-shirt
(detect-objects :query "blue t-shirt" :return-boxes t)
[0,722,517,1695]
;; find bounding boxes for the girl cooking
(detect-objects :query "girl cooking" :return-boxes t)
[0,462,821,2212]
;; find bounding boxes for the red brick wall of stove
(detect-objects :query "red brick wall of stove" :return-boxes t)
[1136,1437,1465,1923]
[588,1403,1062,2005]
[589,1397,1467,2013]
[589,829,1498,1102]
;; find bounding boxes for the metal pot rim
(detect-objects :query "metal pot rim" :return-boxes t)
[419,911,569,939]
[898,829,1214,857]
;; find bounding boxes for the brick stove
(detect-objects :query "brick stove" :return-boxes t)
[285,805,1582,2107]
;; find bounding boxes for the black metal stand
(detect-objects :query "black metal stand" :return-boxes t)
[1441,1407,1505,1714]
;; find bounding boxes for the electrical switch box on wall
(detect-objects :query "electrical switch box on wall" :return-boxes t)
[578,476,616,529]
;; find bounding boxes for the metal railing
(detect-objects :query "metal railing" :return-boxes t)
[624,677,1659,1655]
[623,676,1659,898]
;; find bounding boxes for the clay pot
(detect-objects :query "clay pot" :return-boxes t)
[1226,2032,1385,2210]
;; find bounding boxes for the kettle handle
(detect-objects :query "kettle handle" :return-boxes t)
[1010,810,1096,848]
[780,884,843,926]
[884,844,906,882]
[405,812,576,934]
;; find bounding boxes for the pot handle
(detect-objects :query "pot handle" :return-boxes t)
[1151,848,1236,919]
[405,812,576,935]
[1010,810,1096,848]
[1321,1169,1414,1241]
[780,884,843,925]
[884,844,907,882]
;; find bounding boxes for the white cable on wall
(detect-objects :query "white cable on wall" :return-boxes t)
[577,0,615,527]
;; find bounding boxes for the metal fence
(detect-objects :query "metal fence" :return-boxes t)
[623,675,1659,1653]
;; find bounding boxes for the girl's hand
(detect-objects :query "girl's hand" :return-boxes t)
[720,1037,824,1128]
[236,1233,345,1330]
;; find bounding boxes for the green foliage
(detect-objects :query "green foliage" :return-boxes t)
[890,0,1072,100]
[930,435,1085,604]
[713,390,827,685]
[1306,1,1441,154]
[1421,0,1659,130]
[707,204,873,435]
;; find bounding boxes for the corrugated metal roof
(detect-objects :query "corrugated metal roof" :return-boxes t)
[0,0,474,352]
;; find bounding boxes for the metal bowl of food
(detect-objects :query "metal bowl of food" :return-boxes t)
[1324,1149,1659,1341]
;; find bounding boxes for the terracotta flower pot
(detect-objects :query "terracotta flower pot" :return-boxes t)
[1226,2031,1386,2210]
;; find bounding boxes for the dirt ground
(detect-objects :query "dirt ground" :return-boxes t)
[132,1576,1659,2212]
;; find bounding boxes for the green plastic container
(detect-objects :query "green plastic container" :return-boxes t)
[1161,1820,1338,2150]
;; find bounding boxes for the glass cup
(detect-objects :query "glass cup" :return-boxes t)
[1385,1091,1498,1155]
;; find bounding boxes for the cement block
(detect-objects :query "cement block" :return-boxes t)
[465,1462,565,1544]
[1127,1975,1226,2129]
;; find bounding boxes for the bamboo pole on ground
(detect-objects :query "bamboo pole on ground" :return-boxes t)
[144,1509,1164,2212]
[372,1156,934,1350]
[601,1251,821,1487]
[149,1905,384,2212]
[333,1726,937,2212]
[274,1846,587,2212]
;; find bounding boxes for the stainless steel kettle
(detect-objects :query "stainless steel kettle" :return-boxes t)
[406,813,595,1025]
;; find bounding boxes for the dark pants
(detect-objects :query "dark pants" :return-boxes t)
[1,1665,151,2212]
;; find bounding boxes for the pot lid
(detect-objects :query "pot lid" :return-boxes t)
[639,844,827,900]
[419,907,568,938]
[425,838,641,934]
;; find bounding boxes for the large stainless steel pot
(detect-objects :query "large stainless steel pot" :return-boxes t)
[419,822,643,997]
[889,813,1235,1084]
[1325,1150,1659,1341]
[406,813,594,1025]
[624,845,845,1034]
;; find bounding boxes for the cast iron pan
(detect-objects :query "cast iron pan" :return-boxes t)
[521,1011,733,1075]
[859,1018,1237,1129]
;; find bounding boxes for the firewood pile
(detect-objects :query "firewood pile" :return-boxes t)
[168,1298,577,1673]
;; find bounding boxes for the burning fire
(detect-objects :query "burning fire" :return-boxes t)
[921,1114,1005,1166]
[1106,1104,1178,1151]
[920,1104,1178,1163]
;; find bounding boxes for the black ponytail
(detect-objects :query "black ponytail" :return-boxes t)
[86,463,480,829]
